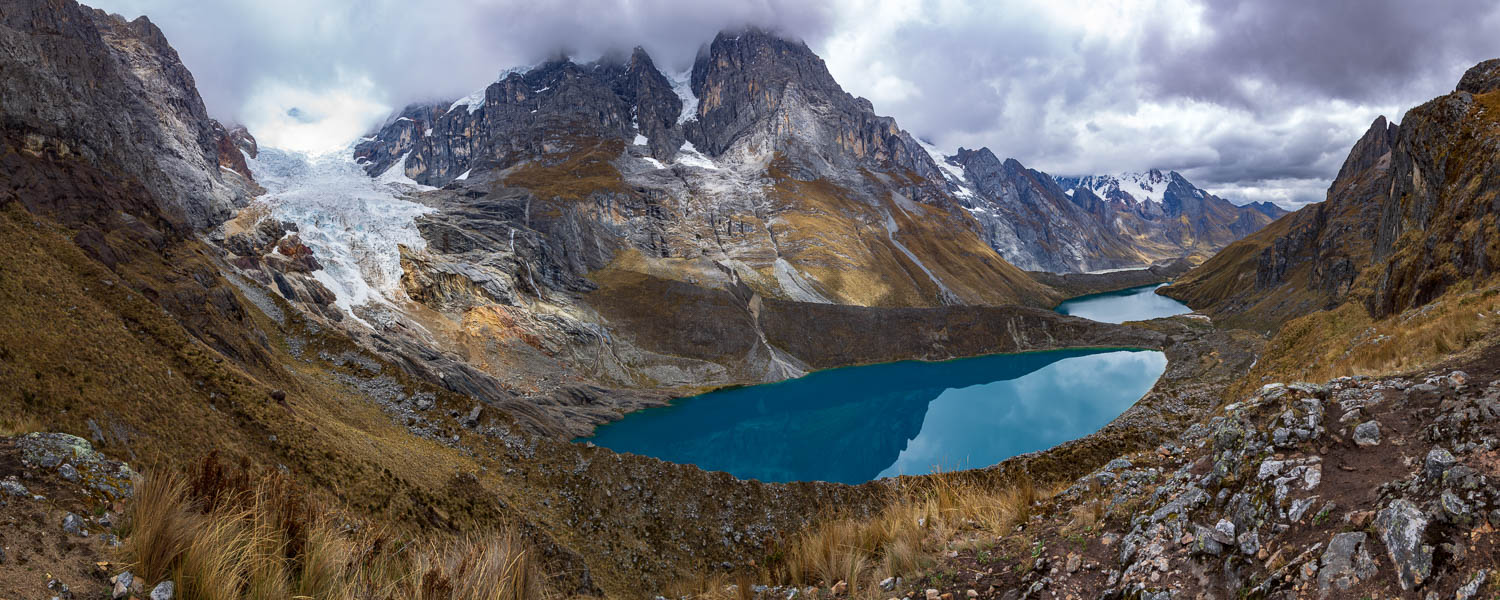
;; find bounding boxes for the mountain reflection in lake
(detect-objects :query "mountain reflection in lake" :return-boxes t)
[581,348,1166,484]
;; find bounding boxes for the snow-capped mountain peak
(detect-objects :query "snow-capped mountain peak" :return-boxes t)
[1064,169,1173,206]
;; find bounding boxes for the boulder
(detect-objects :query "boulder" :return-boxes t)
[1374,499,1432,590]
[0,478,27,497]
[1424,447,1457,482]
[17,432,136,499]
[1440,490,1473,525]
[112,572,134,600]
[62,512,87,536]
[1211,519,1236,544]
[1457,59,1500,94]
[1456,570,1488,600]
[1352,421,1381,446]
[1316,532,1377,595]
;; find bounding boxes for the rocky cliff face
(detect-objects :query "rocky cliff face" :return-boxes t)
[1167,60,1500,331]
[1368,60,1500,317]
[941,148,1148,272]
[0,0,253,230]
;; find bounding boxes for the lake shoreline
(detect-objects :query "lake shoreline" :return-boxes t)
[1029,258,1194,301]
[1054,283,1194,323]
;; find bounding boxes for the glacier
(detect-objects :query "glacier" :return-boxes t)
[669,69,700,125]
[245,146,436,321]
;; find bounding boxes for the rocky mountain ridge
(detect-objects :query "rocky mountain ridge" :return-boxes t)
[352,28,1276,286]
[910,146,1288,272]
[0,1,256,230]
[300,28,1073,418]
[1165,59,1500,331]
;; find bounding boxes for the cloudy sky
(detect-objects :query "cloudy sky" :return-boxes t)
[92,0,1500,208]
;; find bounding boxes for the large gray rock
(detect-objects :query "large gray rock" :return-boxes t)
[17,433,135,500]
[1424,447,1457,481]
[1456,570,1488,600]
[1211,519,1236,544]
[0,478,27,497]
[1316,532,1377,595]
[0,0,251,230]
[62,512,85,536]
[1440,490,1473,525]
[1353,420,1381,446]
[111,571,134,600]
[1456,58,1500,94]
[1374,499,1433,590]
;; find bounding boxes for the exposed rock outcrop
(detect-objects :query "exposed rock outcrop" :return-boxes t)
[944,149,1145,272]
[1167,59,1500,331]
[890,360,1500,600]
[0,0,252,230]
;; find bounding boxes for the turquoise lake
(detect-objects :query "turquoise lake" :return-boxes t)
[582,348,1167,484]
[1053,283,1192,323]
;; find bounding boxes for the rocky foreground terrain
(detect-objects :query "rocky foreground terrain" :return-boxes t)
[870,359,1500,600]
[0,433,138,599]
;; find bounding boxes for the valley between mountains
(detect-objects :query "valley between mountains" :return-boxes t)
[1,1,1498,598]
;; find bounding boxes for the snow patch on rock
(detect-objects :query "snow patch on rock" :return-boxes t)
[674,141,718,170]
[448,64,535,115]
[916,139,975,200]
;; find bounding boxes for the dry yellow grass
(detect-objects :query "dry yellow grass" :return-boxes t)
[502,138,626,205]
[0,413,42,435]
[121,460,551,600]
[1239,280,1500,393]
[667,475,1059,599]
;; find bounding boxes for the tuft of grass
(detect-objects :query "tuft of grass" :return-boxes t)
[122,470,198,584]
[758,475,1059,597]
[0,413,43,436]
[120,457,552,600]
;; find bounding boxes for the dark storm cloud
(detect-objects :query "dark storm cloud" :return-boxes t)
[87,0,1500,208]
[821,0,1500,209]
[1140,0,1500,111]
[90,0,833,122]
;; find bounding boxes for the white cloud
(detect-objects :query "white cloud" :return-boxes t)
[241,74,391,154]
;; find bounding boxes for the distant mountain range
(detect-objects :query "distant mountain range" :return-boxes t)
[353,32,1285,282]
[922,148,1288,272]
